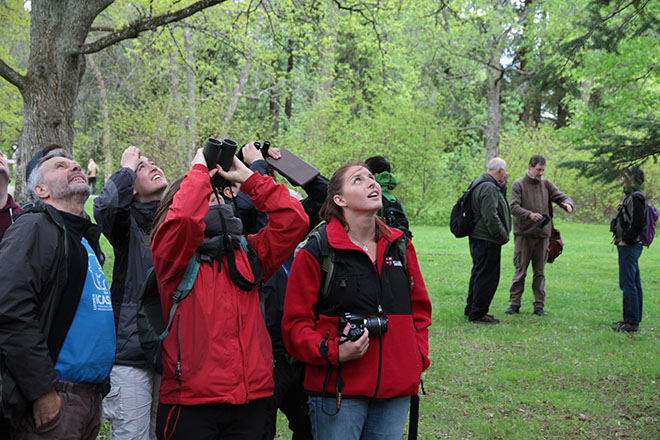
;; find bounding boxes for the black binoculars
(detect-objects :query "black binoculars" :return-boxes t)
[236,141,271,163]
[203,138,237,188]
[536,214,550,229]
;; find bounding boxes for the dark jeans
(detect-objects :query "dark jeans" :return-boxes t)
[156,397,273,440]
[263,355,312,440]
[466,238,502,320]
[618,243,643,325]
[12,382,103,440]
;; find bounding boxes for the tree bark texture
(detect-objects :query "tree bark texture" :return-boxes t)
[14,0,111,202]
[284,39,294,120]
[485,67,503,162]
[86,53,112,181]
[184,29,198,163]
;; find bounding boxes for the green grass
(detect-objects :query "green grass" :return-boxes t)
[89,202,660,438]
[413,222,660,439]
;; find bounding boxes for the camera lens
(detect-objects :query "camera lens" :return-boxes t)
[364,316,388,337]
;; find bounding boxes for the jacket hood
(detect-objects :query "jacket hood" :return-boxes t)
[375,171,398,191]
[1,194,20,212]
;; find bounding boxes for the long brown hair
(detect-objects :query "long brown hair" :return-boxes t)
[150,175,184,241]
[319,162,389,239]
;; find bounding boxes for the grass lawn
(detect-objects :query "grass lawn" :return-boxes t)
[412,221,660,439]
[89,198,659,438]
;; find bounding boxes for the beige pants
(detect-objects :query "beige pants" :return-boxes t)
[509,235,549,309]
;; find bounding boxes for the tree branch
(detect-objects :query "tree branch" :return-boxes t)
[79,0,228,55]
[0,58,26,91]
[459,125,486,133]
[503,66,534,76]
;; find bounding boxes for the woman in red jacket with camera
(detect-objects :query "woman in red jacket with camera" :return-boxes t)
[282,162,432,440]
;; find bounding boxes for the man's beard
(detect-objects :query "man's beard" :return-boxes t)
[47,178,90,205]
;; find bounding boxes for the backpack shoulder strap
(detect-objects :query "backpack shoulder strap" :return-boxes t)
[466,179,490,201]
[544,179,555,218]
[304,224,334,298]
[395,234,408,269]
[240,236,262,288]
[163,253,202,337]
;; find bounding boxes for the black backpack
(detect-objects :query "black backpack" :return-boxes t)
[379,196,412,239]
[450,180,488,238]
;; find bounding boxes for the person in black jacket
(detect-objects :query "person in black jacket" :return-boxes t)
[262,173,328,440]
[228,143,320,439]
[611,167,647,333]
[93,146,167,440]
[0,149,115,440]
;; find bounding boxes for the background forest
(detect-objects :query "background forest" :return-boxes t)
[1,0,659,224]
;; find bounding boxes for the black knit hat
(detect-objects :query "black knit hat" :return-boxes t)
[624,167,645,186]
[25,144,65,182]
[365,155,391,174]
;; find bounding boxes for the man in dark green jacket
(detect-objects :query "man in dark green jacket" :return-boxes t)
[465,157,511,324]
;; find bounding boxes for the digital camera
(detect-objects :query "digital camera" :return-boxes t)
[339,313,388,341]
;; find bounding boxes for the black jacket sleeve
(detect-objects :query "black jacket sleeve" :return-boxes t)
[0,215,60,402]
[623,192,646,244]
[301,174,329,232]
[234,160,270,234]
[93,167,136,246]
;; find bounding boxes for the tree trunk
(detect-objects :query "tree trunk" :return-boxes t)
[315,1,337,102]
[484,67,503,162]
[555,86,570,128]
[221,53,252,138]
[284,39,294,120]
[270,93,280,135]
[86,53,112,181]
[532,98,542,126]
[184,29,198,163]
[14,0,111,203]
[168,49,186,152]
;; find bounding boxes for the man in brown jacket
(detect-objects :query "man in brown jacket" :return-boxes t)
[505,155,573,316]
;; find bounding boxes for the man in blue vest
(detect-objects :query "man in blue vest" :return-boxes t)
[0,149,115,439]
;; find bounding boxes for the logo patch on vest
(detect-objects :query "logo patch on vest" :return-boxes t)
[386,256,402,267]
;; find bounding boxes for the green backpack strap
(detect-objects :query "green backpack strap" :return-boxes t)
[162,253,202,339]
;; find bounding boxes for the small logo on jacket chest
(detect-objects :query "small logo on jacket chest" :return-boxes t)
[385,256,402,267]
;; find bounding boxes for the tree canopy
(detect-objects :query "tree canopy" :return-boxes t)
[1,0,658,222]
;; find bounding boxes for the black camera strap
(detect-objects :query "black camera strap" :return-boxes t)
[320,329,350,416]
[209,178,260,292]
